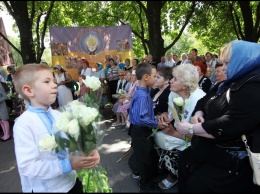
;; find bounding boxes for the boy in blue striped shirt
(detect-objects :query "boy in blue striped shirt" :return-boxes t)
[129,62,168,192]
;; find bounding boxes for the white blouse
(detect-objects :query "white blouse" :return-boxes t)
[55,73,65,84]
[81,68,92,77]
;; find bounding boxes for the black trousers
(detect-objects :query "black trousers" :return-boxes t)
[31,178,83,193]
[68,178,83,193]
[131,124,159,189]
[178,146,256,193]
[108,80,118,103]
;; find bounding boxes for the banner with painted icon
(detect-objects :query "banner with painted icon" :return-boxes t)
[49,25,133,80]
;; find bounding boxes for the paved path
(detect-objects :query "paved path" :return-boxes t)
[0,108,178,193]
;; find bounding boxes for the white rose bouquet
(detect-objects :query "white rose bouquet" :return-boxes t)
[52,77,112,193]
[54,100,112,192]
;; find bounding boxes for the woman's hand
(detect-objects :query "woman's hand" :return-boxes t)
[174,121,191,135]
[191,114,204,124]
[162,124,176,136]
[163,123,184,139]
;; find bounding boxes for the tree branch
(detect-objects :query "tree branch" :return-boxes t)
[0,32,21,55]
[165,1,196,51]
[229,2,241,40]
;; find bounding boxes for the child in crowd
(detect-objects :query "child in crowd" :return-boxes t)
[129,63,168,192]
[12,64,100,192]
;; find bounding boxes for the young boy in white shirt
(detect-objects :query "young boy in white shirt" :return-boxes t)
[12,63,100,193]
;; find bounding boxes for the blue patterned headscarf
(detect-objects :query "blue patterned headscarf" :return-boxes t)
[226,40,260,84]
[217,40,260,95]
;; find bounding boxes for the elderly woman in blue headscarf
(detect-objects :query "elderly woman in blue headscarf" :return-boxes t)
[92,62,106,104]
[173,40,260,193]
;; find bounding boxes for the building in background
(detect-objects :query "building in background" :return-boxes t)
[0,17,14,67]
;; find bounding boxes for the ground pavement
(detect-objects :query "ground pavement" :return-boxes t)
[0,107,178,193]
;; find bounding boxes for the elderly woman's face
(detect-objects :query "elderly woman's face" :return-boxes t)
[169,76,185,93]
[215,66,226,83]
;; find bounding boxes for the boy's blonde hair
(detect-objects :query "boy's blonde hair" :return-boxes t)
[172,63,199,93]
[13,63,53,102]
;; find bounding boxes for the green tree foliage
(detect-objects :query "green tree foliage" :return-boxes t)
[189,1,259,53]
[1,1,259,66]
[1,1,55,64]
[8,36,22,66]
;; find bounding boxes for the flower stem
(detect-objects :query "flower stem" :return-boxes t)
[86,169,91,192]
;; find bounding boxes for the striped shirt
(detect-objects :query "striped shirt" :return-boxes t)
[129,86,158,128]
[106,66,120,81]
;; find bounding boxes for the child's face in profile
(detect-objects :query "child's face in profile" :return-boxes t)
[146,68,157,88]
[29,70,58,109]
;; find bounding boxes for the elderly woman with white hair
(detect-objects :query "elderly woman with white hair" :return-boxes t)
[156,64,206,190]
[180,53,192,65]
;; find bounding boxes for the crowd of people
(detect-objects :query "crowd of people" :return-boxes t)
[86,41,259,193]
[1,40,260,193]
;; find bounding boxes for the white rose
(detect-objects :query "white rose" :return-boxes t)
[68,100,82,107]
[39,134,57,151]
[70,104,87,119]
[173,97,184,106]
[56,112,72,132]
[82,76,101,91]
[68,119,80,141]
[79,107,99,126]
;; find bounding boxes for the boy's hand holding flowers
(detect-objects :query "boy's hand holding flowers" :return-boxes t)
[157,112,171,123]
[70,150,100,170]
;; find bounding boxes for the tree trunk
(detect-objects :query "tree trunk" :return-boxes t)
[238,1,259,42]
[146,1,165,63]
